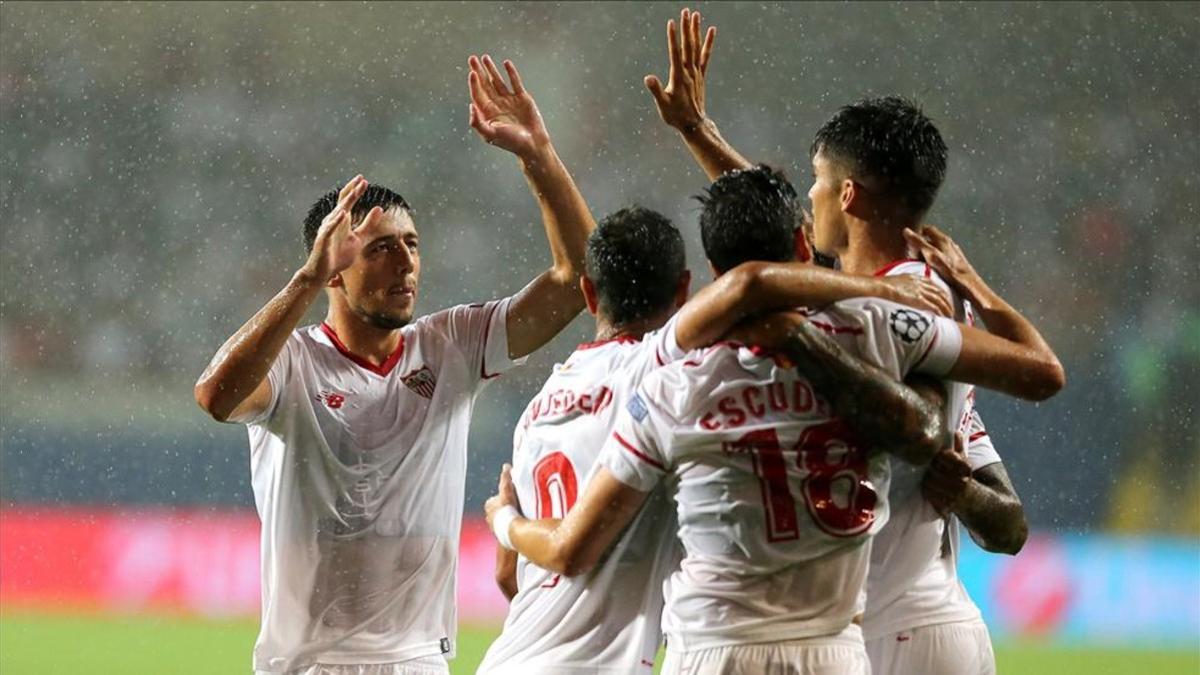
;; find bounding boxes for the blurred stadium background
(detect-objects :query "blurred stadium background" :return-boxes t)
[1,2,1197,673]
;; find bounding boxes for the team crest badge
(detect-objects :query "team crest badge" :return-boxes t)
[402,366,437,399]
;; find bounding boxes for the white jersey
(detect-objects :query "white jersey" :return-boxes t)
[601,298,964,652]
[865,260,1002,640]
[244,299,522,673]
[478,317,686,674]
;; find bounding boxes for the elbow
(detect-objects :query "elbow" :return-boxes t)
[548,546,596,577]
[728,262,767,307]
[984,517,1029,556]
[893,430,946,466]
[1028,358,1067,402]
[1046,359,1067,397]
[193,380,232,423]
[896,404,949,465]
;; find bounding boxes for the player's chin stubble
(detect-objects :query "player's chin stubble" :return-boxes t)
[353,304,412,331]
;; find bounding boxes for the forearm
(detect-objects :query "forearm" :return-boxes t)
[675,262,900,351]
[508,517,577,575]
[953,475,1028,555]
[520,144,594,281]
[962,278,1057,363]
[679,118,753,181]
[194,270,323,420]
[753,263,908,312]
[494,545,519,601]
[781,322,948,464]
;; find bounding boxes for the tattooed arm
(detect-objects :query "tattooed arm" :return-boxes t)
[773,320,949,465]
[923,435,1028,555]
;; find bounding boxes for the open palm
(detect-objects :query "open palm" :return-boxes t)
[468,55,550,160]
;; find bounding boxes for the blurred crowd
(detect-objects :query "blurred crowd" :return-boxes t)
[1,2,1196,533]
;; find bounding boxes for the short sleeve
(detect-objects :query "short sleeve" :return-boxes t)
[652,312,687,367]
[964,409,1002,471]
[421,297,527,383]
[908,314,962,377]
[598,382,674,492]
[831,298,962,379]
[623,313,687,382]
[860,299,962,377]
[241,332,298,426]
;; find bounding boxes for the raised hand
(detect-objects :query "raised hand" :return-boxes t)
[644,7,717,132]
[301,175,380,283]
[467,55,551,161]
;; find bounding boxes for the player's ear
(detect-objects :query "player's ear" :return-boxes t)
[328,273,345,289]
[580,274,600,316]
[673,270,692,309]
[840,178,858,215]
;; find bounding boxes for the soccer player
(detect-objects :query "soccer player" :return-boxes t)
[485,167,1062,674]
[479,201,954,672]
[646,10,1034,672]
[194,56,597,675]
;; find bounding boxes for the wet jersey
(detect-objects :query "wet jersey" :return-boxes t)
[865,261,1003,640]
[600,298,964,651]
[244,299,522,672]
[477,317,686,674]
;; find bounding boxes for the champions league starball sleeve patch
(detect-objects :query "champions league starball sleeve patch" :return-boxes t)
[627,393,649,422]
[889,308,932,345]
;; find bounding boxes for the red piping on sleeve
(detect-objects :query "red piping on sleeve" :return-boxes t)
[614,432,666,472]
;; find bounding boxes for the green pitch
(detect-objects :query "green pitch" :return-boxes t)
[1,610,1196,674]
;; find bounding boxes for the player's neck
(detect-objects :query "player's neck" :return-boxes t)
[839,220,913,277]
[323,309,403,366]
[593,313,667,343]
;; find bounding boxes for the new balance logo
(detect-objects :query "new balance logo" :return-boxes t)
[316,391,346,409]
[402,366,437,399]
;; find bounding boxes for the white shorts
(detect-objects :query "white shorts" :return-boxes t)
[267,655,450,675]
[865,617,995,675]
[662,623,869,675]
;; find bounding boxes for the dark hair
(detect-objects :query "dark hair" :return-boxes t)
[303,184,412,252]
[585,206,686,326]
[696,165,800,274]
[811,96,947,217]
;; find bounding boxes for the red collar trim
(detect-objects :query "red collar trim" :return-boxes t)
[576,335,643,351]
[319,323,405,376]
[873,258,923,277]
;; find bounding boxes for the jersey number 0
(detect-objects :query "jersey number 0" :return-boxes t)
[532,452,579,588]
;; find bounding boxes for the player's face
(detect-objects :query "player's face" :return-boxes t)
[808,150,848,256]
[337,208,421,330]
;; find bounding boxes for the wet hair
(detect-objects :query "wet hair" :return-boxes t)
[585,206,686,326]
[696,165,800,274]
[811,96,947,218]
[303,184,412,252]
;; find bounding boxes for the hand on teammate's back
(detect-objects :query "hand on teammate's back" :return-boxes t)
[300,174,380,283]
[467,55,552,161]
[880,275,954,317]
[920,433,973,516]
[644,7,716,132]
